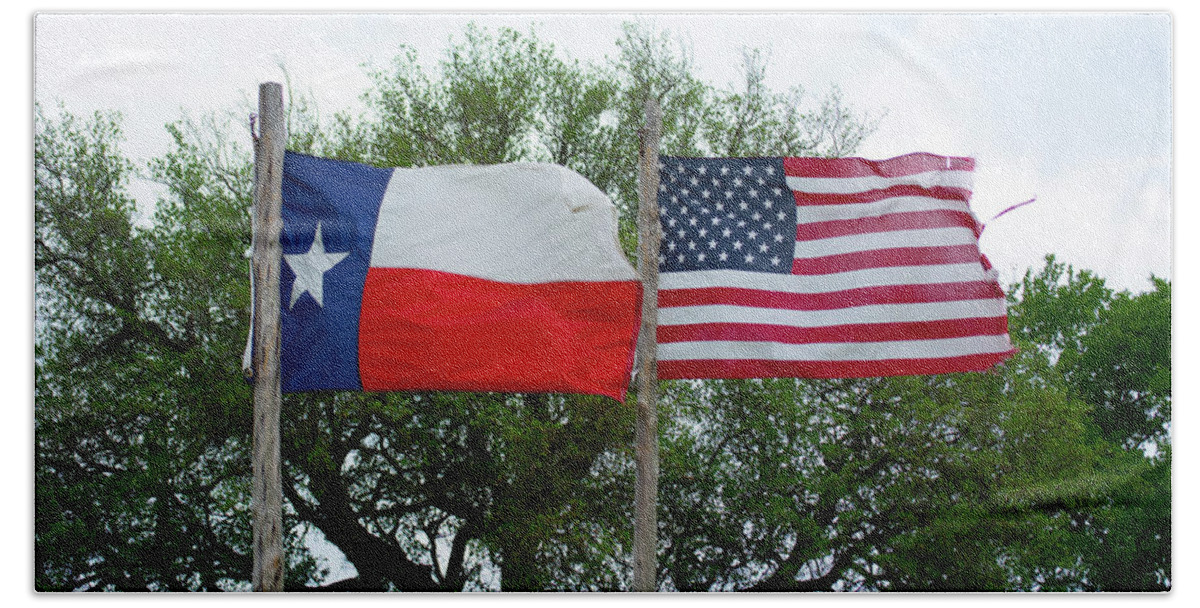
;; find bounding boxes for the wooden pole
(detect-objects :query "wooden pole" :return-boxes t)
[632,96,663,592]
[251,82,286,592]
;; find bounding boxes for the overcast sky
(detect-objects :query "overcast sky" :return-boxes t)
[19,2,1189,598]
[33,10,1172,293]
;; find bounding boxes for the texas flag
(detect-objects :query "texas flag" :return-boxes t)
[276,152,643,401]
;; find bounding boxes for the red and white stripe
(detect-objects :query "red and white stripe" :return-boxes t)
[657,153,1014,380]
[360,163,642,400]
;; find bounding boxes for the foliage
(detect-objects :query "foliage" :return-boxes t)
[34,106,322,590]
[1003,256,1171,590]
[1007,256,1171,451]
[657,352,1084,590]
[34,21,1168,593]
[1068,279,1171,449]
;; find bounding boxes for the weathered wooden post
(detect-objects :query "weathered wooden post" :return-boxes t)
[633,95,663,592]
[251,81,286,592]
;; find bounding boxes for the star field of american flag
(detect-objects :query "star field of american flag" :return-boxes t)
[657,157,795,274]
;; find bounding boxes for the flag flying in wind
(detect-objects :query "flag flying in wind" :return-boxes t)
[277,152,642,401]
[654,153,1015,379]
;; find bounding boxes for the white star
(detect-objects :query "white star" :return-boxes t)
[284,222,349,309]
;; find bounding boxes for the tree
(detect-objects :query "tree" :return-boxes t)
[653,352,1110,590]
[35,106,322,590]
[1004,256,1171,590]
[1007,255,1171,451]
[1066,279,1170,450]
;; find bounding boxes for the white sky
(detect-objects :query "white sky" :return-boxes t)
[12,0,1196,603]
[31,9,1172,292]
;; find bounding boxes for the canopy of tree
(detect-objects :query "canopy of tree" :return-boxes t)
[34,23,1170,592]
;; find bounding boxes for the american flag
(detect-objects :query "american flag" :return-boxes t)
[655,152,1015,380]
